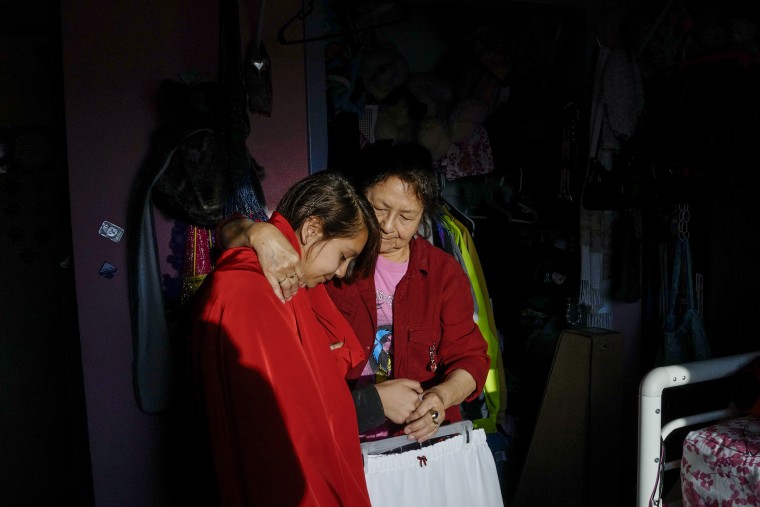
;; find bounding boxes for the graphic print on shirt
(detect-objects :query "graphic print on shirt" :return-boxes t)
[366,326,392,382]
[371,285,395,382]
[357,285,395,387]
[376,287,394,323]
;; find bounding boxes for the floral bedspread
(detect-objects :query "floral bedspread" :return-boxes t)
[681,415,760,506]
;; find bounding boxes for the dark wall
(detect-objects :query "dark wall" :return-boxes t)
[0,1,92,505]
[60,0,309,504]
[1,0,309,505]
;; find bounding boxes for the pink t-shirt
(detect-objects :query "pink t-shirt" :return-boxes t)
[358,255,408,441]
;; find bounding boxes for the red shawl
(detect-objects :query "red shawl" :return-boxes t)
[191,213,370,506]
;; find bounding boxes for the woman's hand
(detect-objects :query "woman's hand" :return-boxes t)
[374,379,423,424]
[403,389,447,443]
[402,369,476,442]
[221,218,305,301]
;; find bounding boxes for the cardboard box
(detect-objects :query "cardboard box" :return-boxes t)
[513,328,623,507]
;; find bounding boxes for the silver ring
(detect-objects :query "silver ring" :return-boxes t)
[277,275,287,283]
[288,272,297,278]
[429,409,439,423]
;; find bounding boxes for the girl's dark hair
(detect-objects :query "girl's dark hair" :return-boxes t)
[276,170,380,281]
[356,141,440,238]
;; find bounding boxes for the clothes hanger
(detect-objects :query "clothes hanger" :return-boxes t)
[441,197,476,237]
[483,171,539,225]
[277,0,408,45]
[636,0,675,60]
[360,420,474,469]
[509,200,538,225]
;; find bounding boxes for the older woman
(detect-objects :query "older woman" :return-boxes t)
[222,142,490,443]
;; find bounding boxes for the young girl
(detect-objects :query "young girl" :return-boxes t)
[191,170,379,506]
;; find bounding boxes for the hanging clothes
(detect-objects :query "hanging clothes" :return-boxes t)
[179,223,215,304]
[439,208,507,433]
[129,129,212,414]
[587,46,644,173]
[579,209,616,329]
[437,125,495,181]
[219,0,269,221]
[579,44,644,329]
[434,224,480,320]
[128,0,268,414]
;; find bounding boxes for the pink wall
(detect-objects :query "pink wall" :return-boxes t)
[61,1,307,504]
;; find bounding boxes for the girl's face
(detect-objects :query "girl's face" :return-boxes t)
[300,217,368,288]
[364,175,424,260]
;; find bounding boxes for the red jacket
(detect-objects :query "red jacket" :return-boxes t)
[192,213,371,507]
[326,235,490,424]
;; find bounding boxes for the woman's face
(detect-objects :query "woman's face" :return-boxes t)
[301,218,368,288]
[365,175,424,260]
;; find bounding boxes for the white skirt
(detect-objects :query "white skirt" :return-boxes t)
[363,428,504,507]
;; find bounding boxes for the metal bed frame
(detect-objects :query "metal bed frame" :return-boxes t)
[636,351,760,507]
